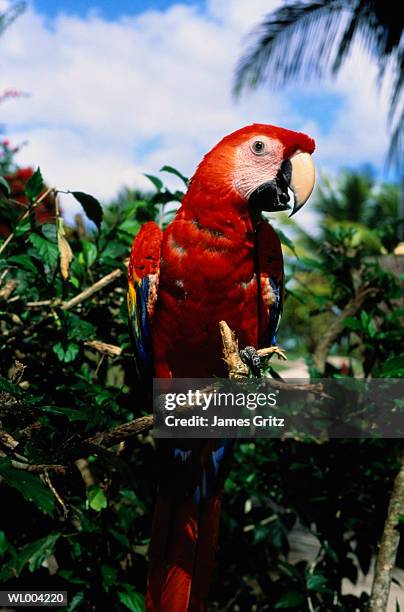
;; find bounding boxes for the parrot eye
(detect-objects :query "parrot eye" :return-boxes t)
[251,140,266,155]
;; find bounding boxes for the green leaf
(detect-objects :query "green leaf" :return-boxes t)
[41,223,57,242]
[144,174,163,192]
[40,405,89,422]
[344,316,361,331]
[0,533,60,581]
[298,256,324,270]
[119,219,140,235]
[24,168,44,202]
[278,560,304,583]
[380,356,404,377]
[275,590,305,608]
[0,376,23,397]
[367,317,377,337]
[396,598,401,612]
[64,312,95,341]
[58,570,87,585]
[82,239,97,267]
[109,528,131,548]
[276,228,297,256]
[7,254,38,274]
[53,341,79,363]
[67,592,84,611]
[72,192,103,230]
[29,233,59,269]
[101,565,118,592]
[0,176,11,198]
[360,310,369,328]
[160,165,188,186]
[14,219,31,237]
[306,573,328,591]
[0,531,9,557]
[0,460,54,515]
[350,226,383,251]
[87,485,108,511]
[323,540,339,563]
[117,587,145,612]
[151,189,183,204]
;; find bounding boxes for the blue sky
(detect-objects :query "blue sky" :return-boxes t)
[0,0,393,222]
[33,0,199,19]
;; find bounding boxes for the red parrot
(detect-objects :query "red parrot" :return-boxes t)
[127,124,315,611]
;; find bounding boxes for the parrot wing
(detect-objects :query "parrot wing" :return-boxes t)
[257,220,284,347]
[127,221,163,383]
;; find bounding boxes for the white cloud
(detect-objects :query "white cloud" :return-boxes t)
[0,0,392,223]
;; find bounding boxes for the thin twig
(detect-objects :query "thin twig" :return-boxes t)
[61,268,123,310]
[0,187,54,257]
[43,469,68,516]
[26,299,56,307]
[8,460,67,474]
[84,340,123,357]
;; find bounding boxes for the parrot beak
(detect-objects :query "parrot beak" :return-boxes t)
[248,151,315,216]
[289,151,316,217]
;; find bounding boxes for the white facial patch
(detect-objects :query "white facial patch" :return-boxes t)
[232,137,284,200]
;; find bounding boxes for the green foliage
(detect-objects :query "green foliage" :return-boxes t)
[280,170,402,369]
[0,459,55,515]
[24,167,44,202]
[0,533,61,581]
[0,175,11,197]
[0,158,191,609]
[0,156,402,610]
[71,191,103,230]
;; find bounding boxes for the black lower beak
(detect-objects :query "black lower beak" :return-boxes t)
[248,159,298,215]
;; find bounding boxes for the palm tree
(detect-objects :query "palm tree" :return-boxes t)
[314,168,400,250]
[234,0,403,168]
[314,168,399,223]
[0,2,25,36]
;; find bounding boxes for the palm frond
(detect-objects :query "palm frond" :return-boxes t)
[233,0,351,96]
[386,108,403,174]
[234,0,403,167]
[0,2,26,36]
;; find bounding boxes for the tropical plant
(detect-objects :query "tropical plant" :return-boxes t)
[0,1,25,36]
[234,0,403,166]
[1,146,402,610]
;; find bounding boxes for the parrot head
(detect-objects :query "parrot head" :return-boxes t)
[192,123,316,216]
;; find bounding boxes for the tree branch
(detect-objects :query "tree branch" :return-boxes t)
[62,268,123,311]
[84,340,123,357]
[1,321,328,474]
[369,448,404,612]
[313,286,379,374]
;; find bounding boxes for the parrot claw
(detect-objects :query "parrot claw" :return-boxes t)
[260,346,288,361]
[240,346,262,377]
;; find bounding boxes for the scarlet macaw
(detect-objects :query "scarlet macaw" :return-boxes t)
[127,124,315,611]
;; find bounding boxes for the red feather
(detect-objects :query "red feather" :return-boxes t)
[127,124,315,611]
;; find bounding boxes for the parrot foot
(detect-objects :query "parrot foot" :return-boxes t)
[259,346,288,361]
[240,346,262,377]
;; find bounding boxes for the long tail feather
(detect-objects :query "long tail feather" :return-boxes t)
[146,493,221,612]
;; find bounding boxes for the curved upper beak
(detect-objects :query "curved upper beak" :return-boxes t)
[248,151,315,216]
[289,151,316,216]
